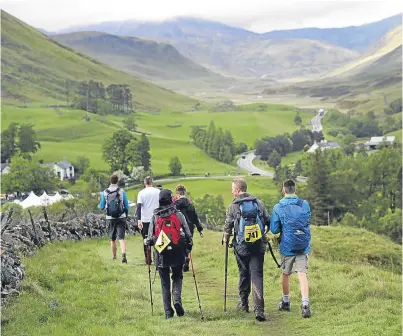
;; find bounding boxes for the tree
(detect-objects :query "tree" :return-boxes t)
[169,156,182,176]
[74,156,90,174]
[124,114,137,132]
[125,139,141,172]
[138,134,151,171]
[102,129,134,173]
[267,149,281,168]
[294,111,302,125]
[1,123,19,162]
[236,142,248,155]
[1,156,56,194]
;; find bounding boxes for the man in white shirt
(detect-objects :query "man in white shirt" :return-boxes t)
[136,176,160,265]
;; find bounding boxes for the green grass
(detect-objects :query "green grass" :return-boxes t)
[126,176,278,204]
[386,129,402,142]
[281,151,304,167]
[2,227,401,336]
[1,10,194,109]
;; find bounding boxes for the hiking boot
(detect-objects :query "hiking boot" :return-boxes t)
[165,308,175,319]
[301,304,311,318]
[183,258,190,272]
[174,303,185,317]
[255,311,266,322]
[236,301,249,313]
[122,254,127,264]
[112,256,116,261]
[278,300,291,312]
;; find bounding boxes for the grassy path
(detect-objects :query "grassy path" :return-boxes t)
[2,230,402,335]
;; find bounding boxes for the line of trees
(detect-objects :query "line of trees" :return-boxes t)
[189,121,247,164]
[66,80,134,114]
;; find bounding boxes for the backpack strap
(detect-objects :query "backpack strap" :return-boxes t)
[106,188,119,195]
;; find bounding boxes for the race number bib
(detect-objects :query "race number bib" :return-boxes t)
[155,231,171,253]
[244,224,262,243]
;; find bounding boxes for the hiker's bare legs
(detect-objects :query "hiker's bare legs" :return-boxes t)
[111,240,117,258]
[298,272,309,298]
[282,273,291,296]
[119,239,126,254]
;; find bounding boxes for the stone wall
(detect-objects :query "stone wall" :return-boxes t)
[1,214,138,308]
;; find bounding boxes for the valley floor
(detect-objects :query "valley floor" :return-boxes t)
[2,230,401,336]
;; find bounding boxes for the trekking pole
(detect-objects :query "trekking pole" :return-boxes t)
[189,253,204,321]
[224,240,229,312]
[147,246,154,315]
[267,240,281,268]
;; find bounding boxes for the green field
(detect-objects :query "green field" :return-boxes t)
[126,176,278,204]
[2,227,401,336]
[2,102,311,176]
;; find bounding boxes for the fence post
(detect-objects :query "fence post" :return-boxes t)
[1,208,14,235]
[28,209,39,245]
[42,207,52,241]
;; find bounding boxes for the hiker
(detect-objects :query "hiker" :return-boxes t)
[174,184,204,272]
[99,174,129,263]
[222,178,270,322]
[270,179,312,318]
[136,176,160,265]
[145,189,193,319]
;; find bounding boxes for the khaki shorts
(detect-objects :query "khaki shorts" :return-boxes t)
[280,254,309,275]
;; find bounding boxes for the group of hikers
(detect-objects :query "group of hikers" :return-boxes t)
[98,174,312,321]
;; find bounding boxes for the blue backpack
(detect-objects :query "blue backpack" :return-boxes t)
[281,199,310,254]
[236,200,264,245]
[106,188,125,218]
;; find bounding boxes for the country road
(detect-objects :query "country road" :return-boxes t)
[236,109,326,178]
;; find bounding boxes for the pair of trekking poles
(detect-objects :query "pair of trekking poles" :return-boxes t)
[223,236,281,312]
[146,247,204,320]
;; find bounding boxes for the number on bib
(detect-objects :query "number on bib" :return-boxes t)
[244,224,262,243]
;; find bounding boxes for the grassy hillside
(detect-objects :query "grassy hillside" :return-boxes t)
[0,10,194,110]
[52,32,223,82]
[2,227,401,335]
[1,102,310,175]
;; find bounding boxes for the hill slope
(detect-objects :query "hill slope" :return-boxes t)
[0,10,194,109]
[52,31,223,82]
[55,17,360,79]
[2,227,401,335]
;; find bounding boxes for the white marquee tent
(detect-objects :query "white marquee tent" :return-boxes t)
[16,191,74,209]
[19,191,42,209]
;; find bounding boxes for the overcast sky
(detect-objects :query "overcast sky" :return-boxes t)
[0,0,401,32]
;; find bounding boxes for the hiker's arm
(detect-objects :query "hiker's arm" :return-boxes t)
[270,205,281,234]
[223,203,236,242]
[259,200,271,233]
[123,191,129,217]
[98,192,105,210]
[136,203,141,219]
[194,208,204,233]
[303,200,311,221]
[136,193,142,229]
[178,212,193,246]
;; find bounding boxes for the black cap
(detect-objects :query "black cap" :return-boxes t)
[159,189,173,206]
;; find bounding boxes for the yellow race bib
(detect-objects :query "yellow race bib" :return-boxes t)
[244,224,262,243]
[155,231,171,253]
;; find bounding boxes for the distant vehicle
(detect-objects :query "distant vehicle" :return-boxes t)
[251,172,261,176]
[241,155,246,159]
[319,108,325,116]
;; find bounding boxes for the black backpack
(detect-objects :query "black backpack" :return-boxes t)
[106,188,124,218]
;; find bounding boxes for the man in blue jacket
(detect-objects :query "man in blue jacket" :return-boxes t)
[99,174,130,263]
[270,179,311,318]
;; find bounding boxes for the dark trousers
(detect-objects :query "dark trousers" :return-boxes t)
[141,222,151,263]
[158,266,183,314]
[235,248,265,314]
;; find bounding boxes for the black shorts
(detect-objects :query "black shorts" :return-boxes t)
[141,222,150,240]
[108,218,126,241]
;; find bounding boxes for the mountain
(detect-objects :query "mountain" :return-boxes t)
[0,10,194,109]
[52,31,223,82]
[262,14,402,51]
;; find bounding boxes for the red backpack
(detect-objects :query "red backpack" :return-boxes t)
[154,213,182,245]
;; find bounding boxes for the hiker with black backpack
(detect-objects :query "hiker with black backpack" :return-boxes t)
[222,178,270,322]
[99,174,129,263]
[270,179,312,318]
[145,189,193,319]
[174,184,204,272]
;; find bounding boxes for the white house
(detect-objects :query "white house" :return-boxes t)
[307,140,341,153]
[365,136,396,150]
[0,163,10,174]
[49,161,75,181]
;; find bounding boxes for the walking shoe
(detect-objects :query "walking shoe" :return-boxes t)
[278,300,291,311]
[174,303,185,317]
[122,254,127,264]
[255,311,266,322]
[112,256,116,261]
[183,258,190,272]
[236,301,249,313]
[165,307,175,319]
[301,304,311,318]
